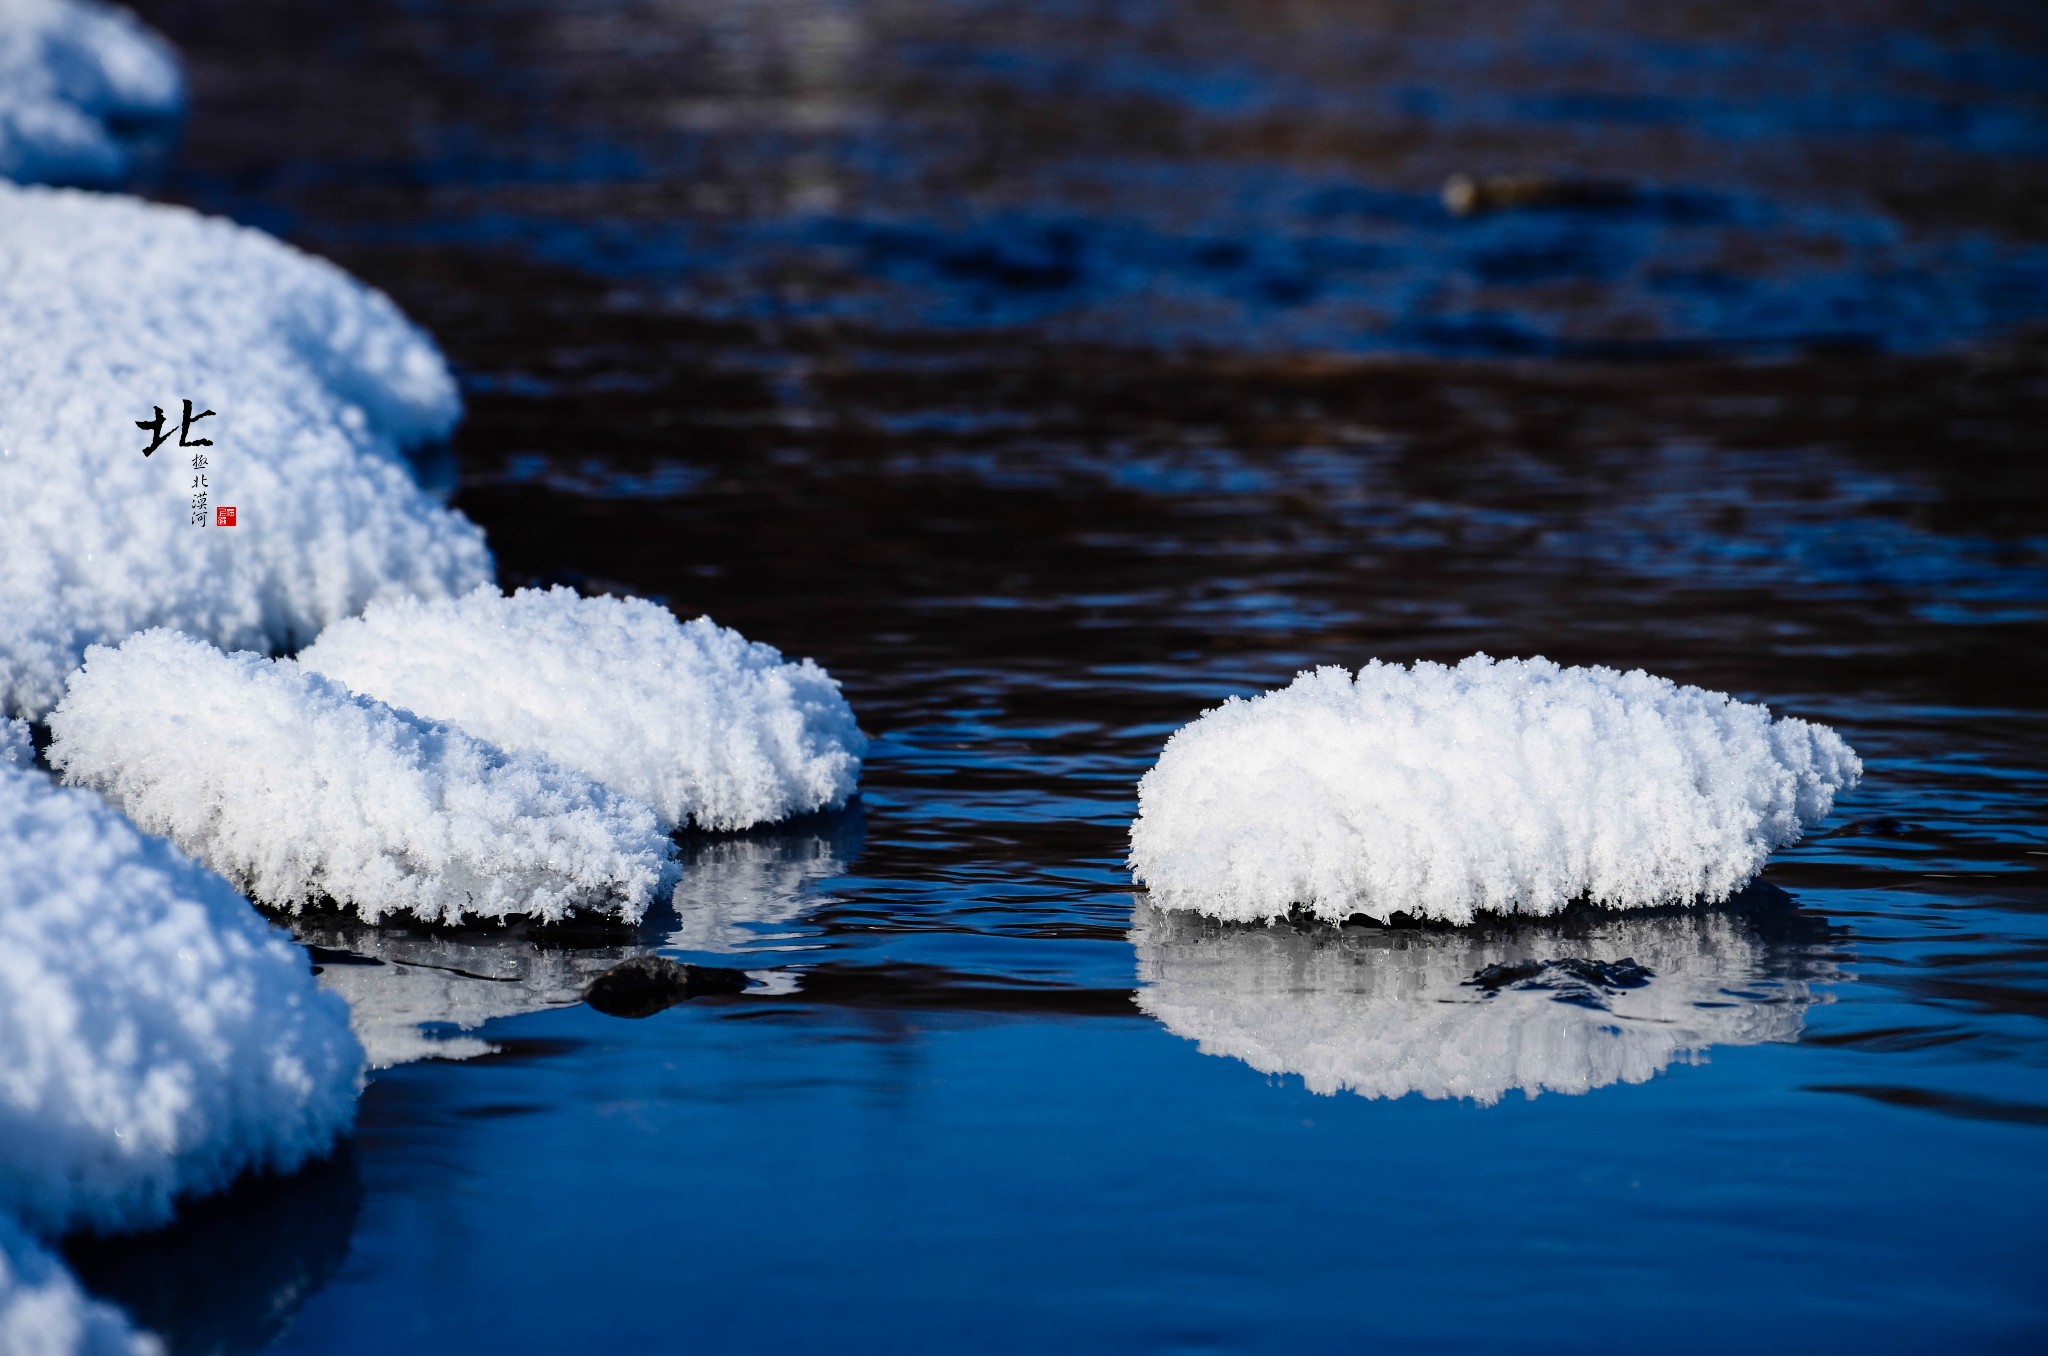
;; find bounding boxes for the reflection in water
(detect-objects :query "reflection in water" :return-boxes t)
[666,806,864,955]
[64,1152,362,1356]
[1132,886,1846,1104]
[290,810,860,1064]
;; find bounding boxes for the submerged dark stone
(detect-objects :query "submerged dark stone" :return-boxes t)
[1467,957,1656,1010]
[584,955,750,1018]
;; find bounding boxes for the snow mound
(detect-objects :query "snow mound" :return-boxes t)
[1129,655,1860,925]
[1131,894,1835,1104]
[0,759,361,1238]
[0,184,492,720]
[299,586,866,831]
[2,717,30,768]
[0,1219,157,1356]
[47,630,679,926]
[0,0,181,186]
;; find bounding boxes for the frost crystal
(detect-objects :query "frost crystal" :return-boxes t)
[300,586,866,831]
[48,630,678,925]
[0,758,360,1237]
[1129,655,1859,924]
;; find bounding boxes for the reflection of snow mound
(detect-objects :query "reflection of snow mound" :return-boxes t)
[1131,655,1859,924]
[0,184,491,720]
[1131,893,1838,1104]
[293,818,858,1063]
[49,630,677,926]
[300,586,866,831]
[0,0,181,186]
[0,1217,155,1356]
[666,813,860,954]
[290,918,645,1068]
[0,760,361,1237]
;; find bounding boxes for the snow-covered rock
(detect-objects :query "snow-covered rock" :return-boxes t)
[1130,655,1860,925]
[299,586,866,831]
[0,184,492,721]
[1130,893,1836,1104]
[0,0,181,187]
[0,1218,157,1356]
[47,629,678,926]
[0,758,361,1238]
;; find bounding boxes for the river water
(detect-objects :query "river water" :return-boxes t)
[68,1,2048,1349]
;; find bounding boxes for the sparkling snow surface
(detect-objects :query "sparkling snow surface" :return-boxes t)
[1129,655,1861,925]
[0,184,492,720]
[48,630,679,926]
[299,586,867,831]
[0,758,360,1239]
[0,1219,156,1356]
[1130,898,1834,1103]
[0,0,181,187]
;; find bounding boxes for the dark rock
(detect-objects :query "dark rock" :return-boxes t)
[583,955,750,1018]
[1466,957,1655,1010]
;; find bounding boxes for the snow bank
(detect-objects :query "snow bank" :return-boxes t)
[0,184,492,720]
[299,586,866,831]
[0,759,361,1238]
[1129,655,1860,925]
[1130,896,1834,1103]
[47,630,679,926]
[0,0,181,187]
[0,1219,156,1356]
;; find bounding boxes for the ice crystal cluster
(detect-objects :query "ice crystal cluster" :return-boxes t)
[1130,655,1859,925]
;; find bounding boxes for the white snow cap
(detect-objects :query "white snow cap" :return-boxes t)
[0,759,361,1238]
[0,184,492,720]
[0,0,181,186]
[1129,655,1860,925]
[0,1219,158,1356]
[299,586,867,831]
[47,629,679,926]
[2,717,31,768]
[1131,900,1834,1104]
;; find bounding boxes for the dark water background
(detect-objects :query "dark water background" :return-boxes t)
[65,0,2048,1349]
